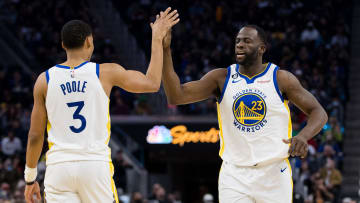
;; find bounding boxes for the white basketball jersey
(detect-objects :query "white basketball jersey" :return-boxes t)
[45,61,111,165]
[217,62,291,166]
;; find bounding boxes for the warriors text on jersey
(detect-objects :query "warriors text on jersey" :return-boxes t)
[217,63,292,166]
[45,61,111,165]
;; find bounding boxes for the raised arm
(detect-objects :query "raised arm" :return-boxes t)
[162,31,227,105]
[100,8,179,94]
[24,72,47,202]
[278,70,328,158]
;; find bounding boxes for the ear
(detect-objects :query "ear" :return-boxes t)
[61,42,66,50]
[85,36,91,49]
[259,44,266,55]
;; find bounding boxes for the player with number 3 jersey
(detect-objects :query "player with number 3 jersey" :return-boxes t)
[24,8,179,203]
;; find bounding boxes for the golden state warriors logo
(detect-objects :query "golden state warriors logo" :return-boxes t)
[232,91,267,132]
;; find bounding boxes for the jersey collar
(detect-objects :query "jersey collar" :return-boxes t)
[236,62,272,84]
[56,61,89,69]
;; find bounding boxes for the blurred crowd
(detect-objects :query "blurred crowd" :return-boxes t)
[0,0,354,202]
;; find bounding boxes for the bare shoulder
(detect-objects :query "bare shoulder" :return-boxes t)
[276,69,301,93]
[201,68,228,97]
[34,72,47,99]
[205,68,227,78]
[201,68,228,84]
[99,63,124,73]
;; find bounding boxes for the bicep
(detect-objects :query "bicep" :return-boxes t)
[175,70,222,104]
[29,73,47,136]
[103,63,157,93]
[279,70,320,115]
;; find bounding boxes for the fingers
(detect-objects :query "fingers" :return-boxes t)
[300,145,309,159]
[36,191,41,201]
[150,22,153,28]
[289,139,297,157]
[282,138,291,144]
[163,7,171,16]
[170,18,180,27]
[25,194,34,203]
[170,12,179,21]
[293,140,302,156]
[166,9,178,20]
[285,137,309,158]
[160,7,171,18]
[156,14,160,20]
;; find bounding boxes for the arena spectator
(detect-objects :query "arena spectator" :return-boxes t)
[301,22,321,42]
[1,130,22,157]
[130,191,145,203]
[319,158,342,202]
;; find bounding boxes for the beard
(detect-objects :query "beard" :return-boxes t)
[236,49,258,66]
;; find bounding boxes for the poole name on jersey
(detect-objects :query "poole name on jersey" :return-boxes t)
[232,88,267,133]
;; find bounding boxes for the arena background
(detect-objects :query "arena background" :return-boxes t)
[0,0,359,202]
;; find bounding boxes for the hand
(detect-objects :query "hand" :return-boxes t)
[318,183,327,192]
[163,29,172,49]
[25,181,41,203]
[150,7,179,41]
[283,135,308,158]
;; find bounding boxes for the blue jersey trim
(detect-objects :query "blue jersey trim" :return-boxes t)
[96,63,99,78]
[218,66,231,104]
[45,70,49,84]
[55,61,89,69]
[236,62,272,84]
[273,66,284,102]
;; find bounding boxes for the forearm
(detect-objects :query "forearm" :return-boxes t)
[26,134,44,168]
[145,37,163,90]
[162,48,184,104]
[298,107,328,140]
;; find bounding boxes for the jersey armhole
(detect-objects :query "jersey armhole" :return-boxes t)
[273,66,284,102]
[45,70,50,84]
[218,66,231,104]
[96,63,99,78]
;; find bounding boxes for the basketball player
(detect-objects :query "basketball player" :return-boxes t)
[24,8,179,203]
[162,25,328,202]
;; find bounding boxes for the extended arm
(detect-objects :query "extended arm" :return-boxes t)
[162,31,226,104]
[100,8,179,94]
[279,70,328,157]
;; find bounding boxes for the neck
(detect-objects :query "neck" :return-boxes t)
[63,50,89,66]
[239,58,264,78]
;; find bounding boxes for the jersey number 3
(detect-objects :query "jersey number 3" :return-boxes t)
[67,101,86,133]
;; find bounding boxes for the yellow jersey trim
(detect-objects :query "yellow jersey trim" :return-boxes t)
[46,120,53,161]
[216,102,225,156]
[284,100,292,139]
[109,162,119,203]
[286,158,293,202]
[237,63,269,79]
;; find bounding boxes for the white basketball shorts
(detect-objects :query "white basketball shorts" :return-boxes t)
[219,159,293,203]
[44,160,119,203]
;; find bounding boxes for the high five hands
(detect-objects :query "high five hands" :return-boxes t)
[150,7,179,40]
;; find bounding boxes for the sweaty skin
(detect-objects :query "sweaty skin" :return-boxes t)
[162,27,327,158]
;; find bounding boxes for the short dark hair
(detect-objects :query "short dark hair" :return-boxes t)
[61,20,92,49]
[241,24,268,45]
